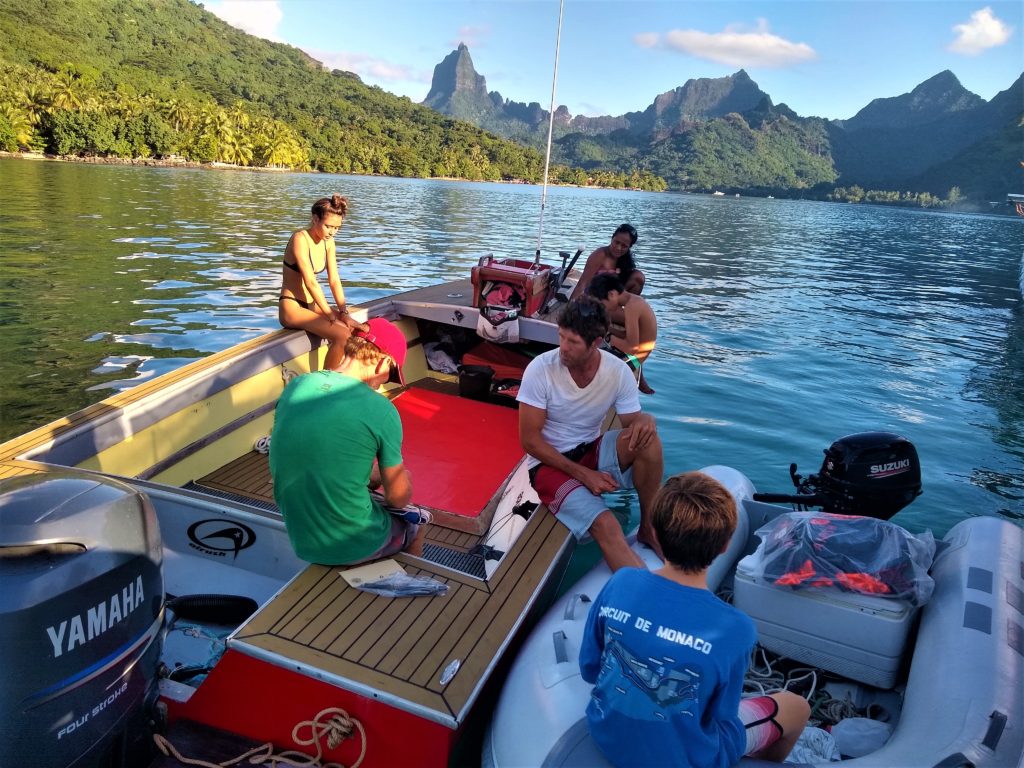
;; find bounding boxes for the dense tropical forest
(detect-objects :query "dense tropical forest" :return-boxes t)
[0,0,666,191]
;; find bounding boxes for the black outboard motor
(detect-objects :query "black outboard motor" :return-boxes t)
[754,431,922,520]
[0,469,164,768]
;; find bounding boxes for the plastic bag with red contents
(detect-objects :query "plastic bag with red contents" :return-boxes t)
[745,511,936,606]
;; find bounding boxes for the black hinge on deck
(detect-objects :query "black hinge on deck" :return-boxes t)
[931,710,1008,768]
[932,754,973,768]
[513,500,538,519]
[469,544,504,561]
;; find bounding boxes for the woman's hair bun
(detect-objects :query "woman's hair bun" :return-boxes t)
[312,194,349,219]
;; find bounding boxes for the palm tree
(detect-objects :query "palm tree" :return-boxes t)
[163,98,193,133]
[262,121,294,167]
[104,91,133,120]
[50,71,84,111]
[201,107,235,162]
[222,132,253,166]
[0,103,33,148]
[19,84,50,125]
[229,101,251,132]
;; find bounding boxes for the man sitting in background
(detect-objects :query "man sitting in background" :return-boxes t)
[270,318,427,565]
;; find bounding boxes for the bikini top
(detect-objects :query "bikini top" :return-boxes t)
[283,230,329,274]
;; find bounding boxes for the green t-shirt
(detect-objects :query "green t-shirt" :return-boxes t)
[269,370,404,564]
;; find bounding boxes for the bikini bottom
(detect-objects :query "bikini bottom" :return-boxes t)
[279,295,313,310]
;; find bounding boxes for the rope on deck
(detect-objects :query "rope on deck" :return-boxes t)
[153,707,366,768]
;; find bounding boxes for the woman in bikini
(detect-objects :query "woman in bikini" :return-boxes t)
[570,223,646,302]
[279,194,367,370]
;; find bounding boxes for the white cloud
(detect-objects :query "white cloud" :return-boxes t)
[205,0,283,42]
[948,7,1013,55]
[307,49,431,85]
[640,19,817,68]
[450,25,491,49]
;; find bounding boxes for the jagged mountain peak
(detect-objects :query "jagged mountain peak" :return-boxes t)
[914,69,961,91]
[416,43,1018,199]
[422,43,489,112]
[642,70,771,127]
[845,70,983,131]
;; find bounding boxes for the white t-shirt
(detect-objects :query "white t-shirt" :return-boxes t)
[517,348,641,468]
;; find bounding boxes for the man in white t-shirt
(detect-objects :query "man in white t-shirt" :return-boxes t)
[517,298,664,570]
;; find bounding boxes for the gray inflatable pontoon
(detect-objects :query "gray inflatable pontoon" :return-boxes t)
[483,466,1024,767]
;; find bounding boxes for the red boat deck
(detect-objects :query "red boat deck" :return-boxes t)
[395,387,521,519]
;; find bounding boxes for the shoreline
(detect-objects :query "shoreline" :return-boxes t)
[0,152,1007,213]
[0,150,291,173]
[0,150,580,187]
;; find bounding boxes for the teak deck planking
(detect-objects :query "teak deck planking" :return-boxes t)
[193,441,481,553]
[232,507,565,724]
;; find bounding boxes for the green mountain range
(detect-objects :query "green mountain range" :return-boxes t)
[1,1,1019,201]
[424,44,1023,201]
[0,0,634,186]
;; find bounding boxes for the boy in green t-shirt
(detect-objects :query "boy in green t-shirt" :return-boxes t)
[270,318,427,565]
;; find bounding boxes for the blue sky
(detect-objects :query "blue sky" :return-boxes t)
[204,1,1022,120]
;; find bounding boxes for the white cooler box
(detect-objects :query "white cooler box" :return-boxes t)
[733,554,920,689]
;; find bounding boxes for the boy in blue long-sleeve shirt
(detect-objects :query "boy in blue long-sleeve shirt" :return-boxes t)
[580,472,809,767]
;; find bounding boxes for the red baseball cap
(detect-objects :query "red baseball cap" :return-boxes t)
[354,318,407,384]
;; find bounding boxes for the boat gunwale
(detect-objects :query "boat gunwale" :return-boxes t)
[0,282,566,469]
[0,327,314,466]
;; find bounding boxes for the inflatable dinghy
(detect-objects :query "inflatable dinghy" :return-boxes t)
[484,466,1024,767]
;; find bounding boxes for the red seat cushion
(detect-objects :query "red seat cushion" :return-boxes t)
[393,388,523,518]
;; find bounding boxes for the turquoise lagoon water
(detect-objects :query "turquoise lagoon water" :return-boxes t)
[0,158,1021,536]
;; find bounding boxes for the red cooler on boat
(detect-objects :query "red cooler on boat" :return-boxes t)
[471,255,553,317]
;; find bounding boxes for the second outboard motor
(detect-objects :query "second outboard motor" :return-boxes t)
[754,431,922,520]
